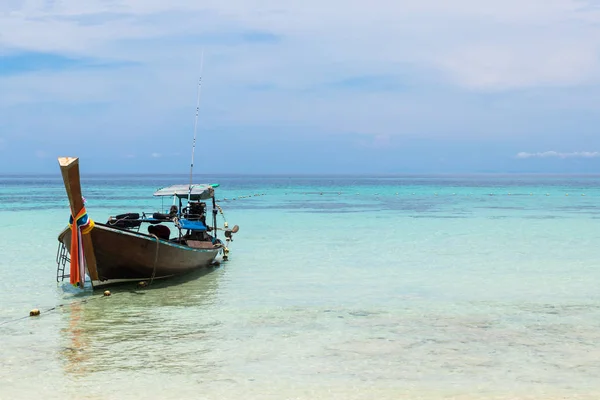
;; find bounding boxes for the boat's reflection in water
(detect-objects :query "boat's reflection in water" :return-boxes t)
[59,266,223,377]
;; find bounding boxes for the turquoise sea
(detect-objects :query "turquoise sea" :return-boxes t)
[1,174,600,399]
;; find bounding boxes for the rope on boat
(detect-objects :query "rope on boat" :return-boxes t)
[149,234,160,286]
[215,203,226,220]
[211,203,235,260]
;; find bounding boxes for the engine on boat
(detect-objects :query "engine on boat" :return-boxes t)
[183,201,206,221]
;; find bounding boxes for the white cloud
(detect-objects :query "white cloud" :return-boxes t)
[3,0,600,91]
[151,152,161,158]
[3,0,600,141]
[516,151,600,159]
[437,40,600,91]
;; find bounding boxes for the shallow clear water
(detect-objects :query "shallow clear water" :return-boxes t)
[1,174,600,399]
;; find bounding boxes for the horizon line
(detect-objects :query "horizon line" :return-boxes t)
[2,172,600,177]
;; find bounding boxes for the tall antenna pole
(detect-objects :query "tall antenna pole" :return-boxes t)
[188,49,204,200]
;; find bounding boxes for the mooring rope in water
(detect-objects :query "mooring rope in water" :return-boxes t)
[216,191,595,201]
[216,191,593,202]
[216,193,267,202]
[0,290,113,327]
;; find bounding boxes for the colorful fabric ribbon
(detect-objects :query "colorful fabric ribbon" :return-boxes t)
[68,207,95,288]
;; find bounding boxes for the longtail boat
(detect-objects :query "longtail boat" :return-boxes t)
[55,156,239,289]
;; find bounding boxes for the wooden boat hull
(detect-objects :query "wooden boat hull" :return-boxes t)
[58,223,220,288]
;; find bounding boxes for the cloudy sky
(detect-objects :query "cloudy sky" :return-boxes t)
[2,0,600,174]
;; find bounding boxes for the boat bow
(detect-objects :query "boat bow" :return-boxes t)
[58,157,99,285]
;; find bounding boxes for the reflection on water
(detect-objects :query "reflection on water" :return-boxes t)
[61,301,88,376]
[59,267,221,376]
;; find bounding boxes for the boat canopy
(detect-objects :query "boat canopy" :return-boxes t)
[153,184,219,200]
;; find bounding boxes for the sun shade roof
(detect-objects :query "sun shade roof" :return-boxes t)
[153,184,218,200]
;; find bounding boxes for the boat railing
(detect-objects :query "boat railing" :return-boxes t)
[56,241,70,282]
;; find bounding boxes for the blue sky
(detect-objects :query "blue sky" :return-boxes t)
[2,0,600,174]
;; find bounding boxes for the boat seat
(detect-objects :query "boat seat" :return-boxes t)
[178,219,207,231]
[148,224,171,240]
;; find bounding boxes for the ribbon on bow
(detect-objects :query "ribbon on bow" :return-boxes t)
[68,207,95,288]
